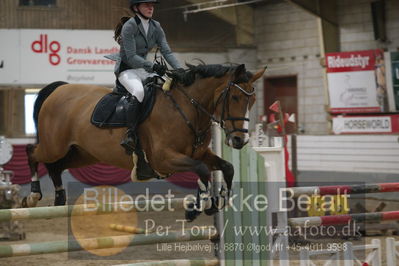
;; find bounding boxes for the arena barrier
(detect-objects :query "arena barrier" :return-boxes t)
[232,133,399,265]
[299,239,382,266]
[0,229,216,258]
[272,183,399,266]
[386,237,399,266]
[273,181,399,265]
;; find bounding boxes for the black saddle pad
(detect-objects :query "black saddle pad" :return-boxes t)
[91,79,158,128]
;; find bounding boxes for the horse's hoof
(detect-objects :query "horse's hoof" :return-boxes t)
[185,209,201,222]
[31,181,42,200]
[185,202,201,222]
[209,234,220,244]
[21,193,41,208]
[204,206,219,216]
[21,197,28,208]
[54,189,66,206]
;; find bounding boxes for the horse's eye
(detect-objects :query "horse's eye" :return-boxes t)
[232,95,239,102]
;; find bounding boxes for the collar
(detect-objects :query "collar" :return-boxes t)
[137,13,151,23]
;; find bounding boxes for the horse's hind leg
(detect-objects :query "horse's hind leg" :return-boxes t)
[22,144,43,207]
[47,145,99,206]
[45,160,66,206]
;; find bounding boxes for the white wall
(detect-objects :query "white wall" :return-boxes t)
[254,2,327,134]
[253,0,399,136]
[338,0,399,51]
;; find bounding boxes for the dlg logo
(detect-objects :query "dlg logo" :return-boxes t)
[31,34,61,66]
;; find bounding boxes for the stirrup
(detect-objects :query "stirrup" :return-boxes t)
[121,131,136,155]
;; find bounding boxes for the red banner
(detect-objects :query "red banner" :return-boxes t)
[326,50,378,73]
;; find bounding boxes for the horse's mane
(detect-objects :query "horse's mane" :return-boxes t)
[168,63,253,88]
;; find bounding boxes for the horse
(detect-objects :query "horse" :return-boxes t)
[23,63,266,221]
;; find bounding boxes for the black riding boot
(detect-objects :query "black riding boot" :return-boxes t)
[120,97,140,155]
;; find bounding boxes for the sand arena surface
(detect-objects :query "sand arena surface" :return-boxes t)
[2,197,399,265]
[1,197,216,266]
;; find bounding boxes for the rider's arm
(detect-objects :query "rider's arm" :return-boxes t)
[121,19,153,72]
[155,23,181,70]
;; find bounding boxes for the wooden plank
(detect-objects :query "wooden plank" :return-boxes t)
[298,160,399,172]
[240,146,253,265]
[297,135,399,143]
[297,142,399,149]
[297,149,399,156]
[298,154,399,163]
[222,145,237,266]
[231,148,244,265]
[256,151,269,266]
[248,148,260,266]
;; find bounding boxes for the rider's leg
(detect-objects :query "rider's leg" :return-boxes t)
[118,69,146,102]
[120,96,140,153]
[118,70,145,153]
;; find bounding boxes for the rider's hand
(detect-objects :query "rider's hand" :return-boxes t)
[173,68,186,80]
[152,63,167,76]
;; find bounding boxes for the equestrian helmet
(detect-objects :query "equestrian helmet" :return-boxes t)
[129,0,159,6]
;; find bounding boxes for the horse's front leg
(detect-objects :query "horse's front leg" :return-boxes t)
[201,148,234,215]
[154,152,214,222]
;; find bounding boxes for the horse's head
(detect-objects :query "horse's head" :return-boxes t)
[215,64,266,149]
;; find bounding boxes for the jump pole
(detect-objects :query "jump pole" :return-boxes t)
[0,229,217,258]
[288,182,399,197]
[109,224,150,234]
[0,198,185,222]
[289,210,399,227]
[113,259,219,266]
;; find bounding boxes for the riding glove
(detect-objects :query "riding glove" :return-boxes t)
[152,63,167,76]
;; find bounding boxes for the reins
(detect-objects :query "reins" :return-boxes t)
[151,52,255,154]
[163,90,211,156]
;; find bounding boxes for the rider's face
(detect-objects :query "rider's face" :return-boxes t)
[137,3,155,18]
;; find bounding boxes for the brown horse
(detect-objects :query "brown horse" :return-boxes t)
[24,63,265,221]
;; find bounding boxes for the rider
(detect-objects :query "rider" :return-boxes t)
[113,0,182,152]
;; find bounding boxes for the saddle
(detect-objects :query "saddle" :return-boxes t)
[91,78,159,128]
[91,77,162,181]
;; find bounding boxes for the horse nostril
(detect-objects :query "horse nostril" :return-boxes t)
[232,136,244,147]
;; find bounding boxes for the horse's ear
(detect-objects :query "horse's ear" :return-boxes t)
[233,64,246,80]
[250,66,267,83]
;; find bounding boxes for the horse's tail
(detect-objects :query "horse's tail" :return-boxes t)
[33,81,68,143]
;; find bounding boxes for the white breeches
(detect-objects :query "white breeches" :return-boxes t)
[118,69,155,102]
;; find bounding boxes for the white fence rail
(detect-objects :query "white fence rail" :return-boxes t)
[288,135,399,173]
[298,239,382,266]
[386,237,399,266]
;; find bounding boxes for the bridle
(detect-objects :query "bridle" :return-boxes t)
[215,81,255,135]
[164,79,255,154]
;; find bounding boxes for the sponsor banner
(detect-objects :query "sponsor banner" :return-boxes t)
[326,49,386,114]
[390,52,399,110]
[332,115,399,134]
[0,29,118,86]
[326,50,376,73]
[0,30,20,84]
